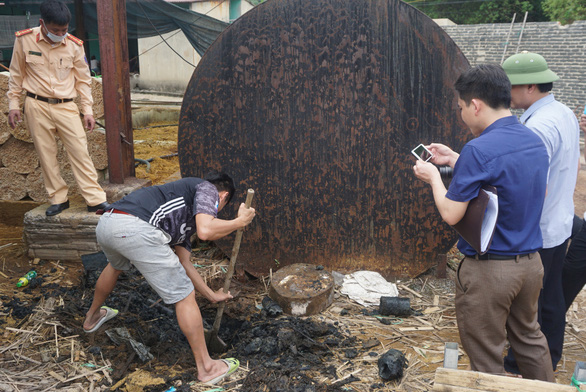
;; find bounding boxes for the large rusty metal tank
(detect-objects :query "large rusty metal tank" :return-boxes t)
[179,0,471,278]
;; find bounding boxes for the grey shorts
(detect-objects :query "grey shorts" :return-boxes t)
[96,211,194,304]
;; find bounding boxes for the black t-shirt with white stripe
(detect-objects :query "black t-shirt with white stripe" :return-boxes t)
[108,177,219,251]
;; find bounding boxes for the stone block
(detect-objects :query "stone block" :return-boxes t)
[23,178,150,261]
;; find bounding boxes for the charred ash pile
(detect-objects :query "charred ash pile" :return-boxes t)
[5,256,377,391]
[226,312,360,391]
[81,253,374,390]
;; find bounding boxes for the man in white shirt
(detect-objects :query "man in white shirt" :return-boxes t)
[90,55,100,75]
[502,51,580,373]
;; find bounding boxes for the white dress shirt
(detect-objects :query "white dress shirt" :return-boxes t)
[521,94,580,248]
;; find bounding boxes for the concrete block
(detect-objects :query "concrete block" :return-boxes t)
[443,342,459,369]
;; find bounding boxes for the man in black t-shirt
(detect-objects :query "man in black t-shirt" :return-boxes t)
[82,171,256,384]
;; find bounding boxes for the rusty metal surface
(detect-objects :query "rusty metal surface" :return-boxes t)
[179,0,471,278]
[268,263,334,316]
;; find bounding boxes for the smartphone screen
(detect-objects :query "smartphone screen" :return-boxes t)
[411,144,433,162]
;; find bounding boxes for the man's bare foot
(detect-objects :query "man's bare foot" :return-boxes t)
[198,358,240,384]
[83,308,106,331]
[198,359,229,383]
[83,306,118,333]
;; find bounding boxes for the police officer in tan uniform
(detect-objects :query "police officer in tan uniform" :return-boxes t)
[7,0,108,216]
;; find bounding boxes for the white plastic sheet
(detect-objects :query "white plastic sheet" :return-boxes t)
[340,271,398,306]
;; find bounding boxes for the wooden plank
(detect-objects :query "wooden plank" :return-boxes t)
[434,385,478,392]
[433,368,576,392]
[399,327,434,332]
[436,253,447,278]
[413,316,434,327]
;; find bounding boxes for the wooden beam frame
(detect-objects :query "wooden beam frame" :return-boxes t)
[433,368,576,392]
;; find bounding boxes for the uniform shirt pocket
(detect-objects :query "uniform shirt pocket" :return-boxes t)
[25,54,45,71]
[56,57,74,81]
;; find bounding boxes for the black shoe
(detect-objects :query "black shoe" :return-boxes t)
[87,201,110,212]
[46,200,70,216]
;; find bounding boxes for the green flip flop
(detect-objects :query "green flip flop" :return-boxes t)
[84,306,118,333]
[206,358,239,385]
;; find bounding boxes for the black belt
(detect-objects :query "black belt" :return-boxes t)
[26,92,73,104]
[474,253,532,261]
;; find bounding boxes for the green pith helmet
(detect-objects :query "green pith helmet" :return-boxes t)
[502,51,559,85]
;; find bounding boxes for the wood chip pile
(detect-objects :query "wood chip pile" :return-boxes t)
[0,72,106,203]
[0,297,114,392]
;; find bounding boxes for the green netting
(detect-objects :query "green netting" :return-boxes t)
[0,15,40,48]
[1,0,228,55]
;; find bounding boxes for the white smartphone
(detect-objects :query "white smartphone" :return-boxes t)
[411,144,433,162]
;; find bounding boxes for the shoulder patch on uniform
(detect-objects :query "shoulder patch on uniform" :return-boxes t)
[15,28,33,37]
[67,34,83,46]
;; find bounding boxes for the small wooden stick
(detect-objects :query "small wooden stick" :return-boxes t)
[399,284,423,298]
[54,324,59,358]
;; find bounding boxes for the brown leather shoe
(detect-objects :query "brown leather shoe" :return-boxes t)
[46,200,69,216]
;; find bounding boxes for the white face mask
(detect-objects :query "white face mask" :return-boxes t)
[41,20,68,43]
[47,30,67,42]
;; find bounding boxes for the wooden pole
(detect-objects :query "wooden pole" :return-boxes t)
[515,11,529,54]
[96,0,135,184]
[500,13,516,65]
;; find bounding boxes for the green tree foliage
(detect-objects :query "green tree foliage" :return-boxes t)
[542,0,586,24]
[409,0,548,24]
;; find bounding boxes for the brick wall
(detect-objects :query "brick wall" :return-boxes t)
[441,21,586,117]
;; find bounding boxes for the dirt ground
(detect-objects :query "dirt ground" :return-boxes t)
[1,125,586,391]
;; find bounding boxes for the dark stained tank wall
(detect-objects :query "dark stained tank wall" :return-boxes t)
[178,0,471,278]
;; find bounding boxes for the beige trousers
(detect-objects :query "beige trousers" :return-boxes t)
[24,97,106,206]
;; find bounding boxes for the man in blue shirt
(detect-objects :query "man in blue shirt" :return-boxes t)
[502,52,580,374]
[413,64,553,381]
[82,171,256,385]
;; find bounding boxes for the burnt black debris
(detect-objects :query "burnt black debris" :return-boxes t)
[378,348,408,381]
[223,314,361,391]
[4,261,378,391]
[261,295,283,317]
[81,251,109,287]
[3,296,37,319]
